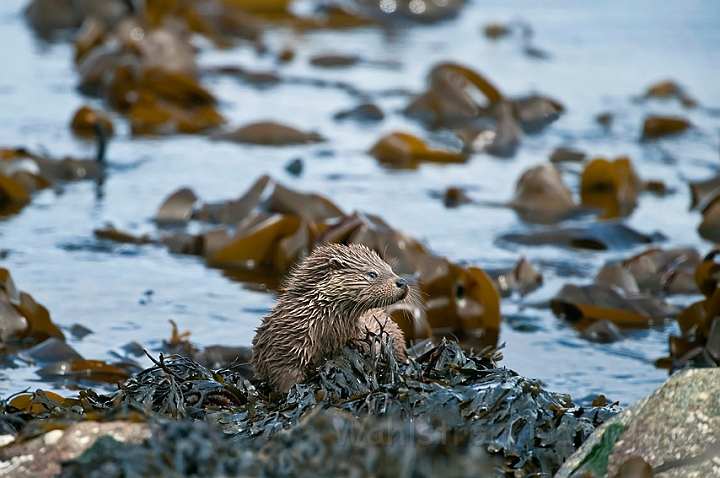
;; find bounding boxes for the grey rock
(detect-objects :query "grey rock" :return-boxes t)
[555,397,646,478]
[556,368,720,478]
[0,421,151,478]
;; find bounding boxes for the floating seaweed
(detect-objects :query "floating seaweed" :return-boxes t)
[99,177,502,347]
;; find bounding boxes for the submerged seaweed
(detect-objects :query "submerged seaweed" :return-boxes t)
[7,335,618,477]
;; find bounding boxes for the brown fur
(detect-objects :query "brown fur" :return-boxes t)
[357,309,408,358]
[251,243,409,392]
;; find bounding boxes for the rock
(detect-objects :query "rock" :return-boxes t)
[556,368,720,478]
[608,368,720,477]
[0,421,150,478]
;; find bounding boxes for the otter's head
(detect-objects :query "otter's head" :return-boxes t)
[285,243,409,318]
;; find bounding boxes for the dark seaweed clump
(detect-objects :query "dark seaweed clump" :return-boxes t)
[7,334,618,477]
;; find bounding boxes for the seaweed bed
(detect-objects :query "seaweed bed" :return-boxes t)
[3,334,618,477]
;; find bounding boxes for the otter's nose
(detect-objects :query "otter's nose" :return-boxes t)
[395,278,408,290]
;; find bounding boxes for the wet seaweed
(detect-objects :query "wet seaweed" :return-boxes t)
[19,332,621,477]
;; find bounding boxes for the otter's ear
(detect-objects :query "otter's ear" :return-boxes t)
[329,257,343,270]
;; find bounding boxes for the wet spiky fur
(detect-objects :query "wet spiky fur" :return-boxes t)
[252,243,409,392]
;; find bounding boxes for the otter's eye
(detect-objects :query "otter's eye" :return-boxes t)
[367,271,378,280]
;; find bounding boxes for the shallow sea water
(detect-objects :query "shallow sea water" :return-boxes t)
[0,0,719,405]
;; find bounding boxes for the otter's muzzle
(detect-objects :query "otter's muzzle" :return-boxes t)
[395,277,409,299]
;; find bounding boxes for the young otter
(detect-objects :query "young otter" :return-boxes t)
[252,243,409,392]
